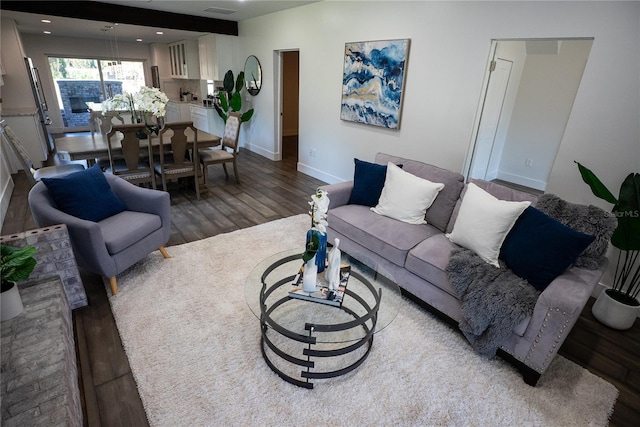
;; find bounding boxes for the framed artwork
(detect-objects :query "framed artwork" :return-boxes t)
[340,38,410,130]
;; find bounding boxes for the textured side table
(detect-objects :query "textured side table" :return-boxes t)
[0,224,87,309]
[1,277,82,426]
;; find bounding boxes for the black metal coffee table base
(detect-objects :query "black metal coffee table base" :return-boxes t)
[258,254,382,389]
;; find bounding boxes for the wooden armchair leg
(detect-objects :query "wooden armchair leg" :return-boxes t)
[109,277,118,295]
[159,246,171,259]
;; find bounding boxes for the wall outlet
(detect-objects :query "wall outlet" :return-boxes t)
[525,159,533,167]
[309,149,317,158]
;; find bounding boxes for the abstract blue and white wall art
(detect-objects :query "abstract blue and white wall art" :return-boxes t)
[341,39,410,129]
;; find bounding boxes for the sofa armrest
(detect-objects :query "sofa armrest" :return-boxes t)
[318,181,353,209]
[515,260,607,373]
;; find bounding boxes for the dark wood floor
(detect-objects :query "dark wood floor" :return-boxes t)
[2,139,638,426]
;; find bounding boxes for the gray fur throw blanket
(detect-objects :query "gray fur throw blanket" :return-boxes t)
[446,248,540,357]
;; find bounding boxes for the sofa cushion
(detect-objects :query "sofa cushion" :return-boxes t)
[500,206,596,291]
[41,163,127,222]
[99,210,162,254]
[406,234,461,298]
[446,183,530,267]
[534,194,617,270]
[348,158,395,207]
[328,204,440,267]
[372,162,445,225]
[375,153,464,232]
[446,179,539,233]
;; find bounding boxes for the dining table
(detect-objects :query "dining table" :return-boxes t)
[55,128,222,194]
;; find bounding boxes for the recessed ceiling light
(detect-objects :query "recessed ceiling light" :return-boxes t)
[43,31,51,35]
[156,31,163,35]
[41,19,51,23]
[137,39,143,42]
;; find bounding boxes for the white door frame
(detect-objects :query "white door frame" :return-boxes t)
[273,48,300,162]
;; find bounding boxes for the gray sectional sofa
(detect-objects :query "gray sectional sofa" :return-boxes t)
[319,152,611,385]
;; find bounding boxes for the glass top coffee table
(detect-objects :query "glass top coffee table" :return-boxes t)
[245,248,402,388]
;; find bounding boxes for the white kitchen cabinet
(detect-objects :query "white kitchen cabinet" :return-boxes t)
[197,34,239,81]
[169,40,200,80]
[166,101,195,123]
[198,34,218,81]
[189,105,225,135]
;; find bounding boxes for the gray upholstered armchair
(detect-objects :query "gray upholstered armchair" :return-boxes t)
[28,173,171,295]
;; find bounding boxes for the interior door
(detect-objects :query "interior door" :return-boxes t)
[469,58,512,180]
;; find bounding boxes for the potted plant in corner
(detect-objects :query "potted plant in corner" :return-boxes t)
[576,162,640,329]
[214,70,255,124]
[1,245,37,321]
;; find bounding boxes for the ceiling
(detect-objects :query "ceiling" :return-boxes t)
[1,1,319,44]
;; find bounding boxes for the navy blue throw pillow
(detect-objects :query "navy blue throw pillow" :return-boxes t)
[500,206,595,291]
[348,159,401,207]
[42,164,127,222]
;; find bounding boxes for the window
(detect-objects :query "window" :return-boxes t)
[48,57,145,129]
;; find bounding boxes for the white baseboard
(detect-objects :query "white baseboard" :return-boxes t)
[495,171,546,191]
[296,162,342,185]
[245,143,278,161]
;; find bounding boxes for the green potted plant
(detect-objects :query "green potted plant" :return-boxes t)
[575,161,640,329]
[1,245,37,321]
[214,70,255,124]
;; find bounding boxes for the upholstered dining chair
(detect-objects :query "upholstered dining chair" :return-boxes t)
[0,120,84,186]
[199,112,241,185]
[154,121,200,199]
[105,123,156,189]
[28,167,171,295]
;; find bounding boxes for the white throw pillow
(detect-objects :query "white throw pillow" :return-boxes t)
[371,162,445,225]
[446,183,530,267]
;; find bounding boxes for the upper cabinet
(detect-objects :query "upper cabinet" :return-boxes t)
[198,34,239,81]
[169,40,200,80]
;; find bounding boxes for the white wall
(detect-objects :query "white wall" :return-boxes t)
[497,39,592,190]
[238,1,640,209]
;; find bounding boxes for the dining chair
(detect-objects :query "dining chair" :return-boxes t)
[0,120,84,187]
[199,112,241,185]
[95,112,126,169]
[154,121,200,199]
[105,123,157,189]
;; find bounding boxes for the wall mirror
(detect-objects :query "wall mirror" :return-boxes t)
[466,38,593,192]
[244,55,262,96]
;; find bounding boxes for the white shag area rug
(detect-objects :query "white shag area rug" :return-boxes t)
[109,214,618,427]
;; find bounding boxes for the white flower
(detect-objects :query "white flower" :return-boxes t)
[309,189,330,234]
[102,87,169,119]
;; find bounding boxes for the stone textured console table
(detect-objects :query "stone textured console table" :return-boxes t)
[1,277,82,426]
[0,224,87,309]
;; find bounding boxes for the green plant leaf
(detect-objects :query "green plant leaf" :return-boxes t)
[302,233,319,263]
[223,70,234,93]
[574,161,618,205]
[611,173,640,251]
[240,109,254,123]
[235,71,245,93]
[230,92,242,112]
[1,245,37,283]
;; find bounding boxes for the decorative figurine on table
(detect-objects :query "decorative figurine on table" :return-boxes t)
[325,238,341,291]
[305,189,330,273]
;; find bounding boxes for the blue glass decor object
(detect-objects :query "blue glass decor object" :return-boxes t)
[306,229,327,273]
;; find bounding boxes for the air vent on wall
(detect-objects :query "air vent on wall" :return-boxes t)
[204,7,237,15]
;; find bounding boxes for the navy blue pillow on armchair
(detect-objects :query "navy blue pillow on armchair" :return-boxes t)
[348,158,402,207]
[500,206,595,291]
[42,164,127,222]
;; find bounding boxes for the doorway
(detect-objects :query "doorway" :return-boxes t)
[281,51,299,164]
[466,39,593,192]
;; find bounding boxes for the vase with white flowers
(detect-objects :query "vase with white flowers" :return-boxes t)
[102,86,169,135]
